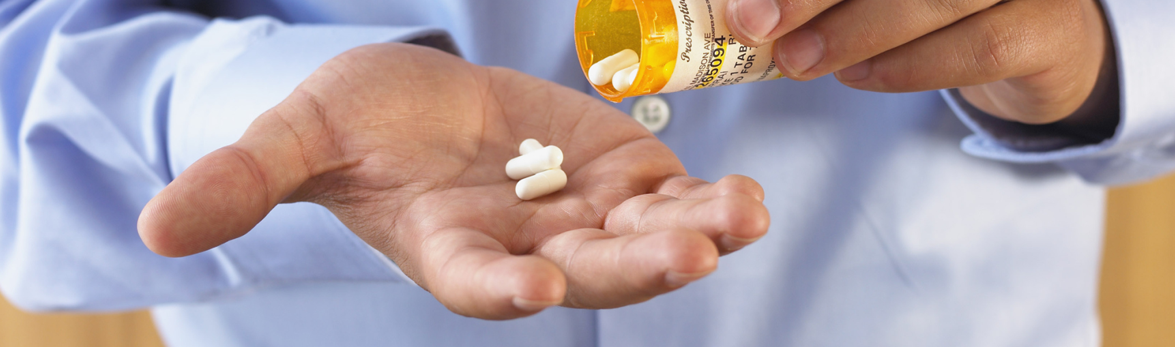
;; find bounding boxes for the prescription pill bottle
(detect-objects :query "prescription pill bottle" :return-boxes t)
[575,0,784,102]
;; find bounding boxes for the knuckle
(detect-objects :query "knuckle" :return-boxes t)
[220,145,272,205]
[286,88,328,122]
[921,0,973,23]
[969,20,1015,78]
[1058,0,1092,47]
[715,175,764,199]
[1058,0,1086,26]
[737,197,772,237]
[777,0,835,29]
[659,230,718,270]
[711,196,743,230]
[852,12,884,49]
[713,195,769,239]
[655,175,706,197]
[868,60,917,92]
[603,194,668,232]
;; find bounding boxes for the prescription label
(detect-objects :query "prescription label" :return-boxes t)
[662,0,783,93]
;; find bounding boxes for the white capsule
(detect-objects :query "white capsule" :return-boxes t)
[516,169,567,200]
[588,49,639,86]
[611,63,640,93]
[505,145,563,180]
[519,138,543,155]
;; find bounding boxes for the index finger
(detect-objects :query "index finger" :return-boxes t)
[771,0,999,80]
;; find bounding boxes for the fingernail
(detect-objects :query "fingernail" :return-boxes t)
[665,270,709,288]
[729,0,781,45]
[719,234,760,252]
[836,60,872,82]
[777,29,825,76]
[513,297,559,312]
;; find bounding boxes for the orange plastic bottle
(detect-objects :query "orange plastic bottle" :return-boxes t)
[575,0,784,102]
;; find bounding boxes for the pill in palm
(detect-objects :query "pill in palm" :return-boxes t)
[588,49,639,86]
[505,145,563,180]
[519,138,543,155]
[516,168,567,201]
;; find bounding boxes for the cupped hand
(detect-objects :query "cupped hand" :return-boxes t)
[137,43,770,320]
[727,0,1115,124]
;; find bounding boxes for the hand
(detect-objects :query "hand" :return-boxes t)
[726,0,1115,124]
[137,43,770,320]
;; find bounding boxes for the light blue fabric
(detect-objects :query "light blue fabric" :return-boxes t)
[947,0,1175,185]
[0,0,1170,346]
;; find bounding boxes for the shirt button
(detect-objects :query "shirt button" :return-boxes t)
[631,95,671,134]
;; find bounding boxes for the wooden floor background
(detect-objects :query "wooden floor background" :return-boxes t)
[2,175,1174,346]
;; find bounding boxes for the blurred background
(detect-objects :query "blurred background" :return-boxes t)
[1,174,1173,346]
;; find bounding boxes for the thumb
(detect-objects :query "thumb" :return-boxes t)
[138,96,331,257]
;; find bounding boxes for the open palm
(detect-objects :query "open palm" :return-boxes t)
[138,43,769,320]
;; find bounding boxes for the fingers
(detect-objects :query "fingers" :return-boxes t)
[727,0,842,47]
[655,174,765,202]
[138,94,337,257]
[834,0,1105,123]
[769,0,999,80]
[417,227,566,320]
[605,175,770,254]
[536,228,718,308]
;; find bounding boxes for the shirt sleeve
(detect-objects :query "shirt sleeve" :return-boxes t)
[0,0,433,311]
[943,0,1175,186]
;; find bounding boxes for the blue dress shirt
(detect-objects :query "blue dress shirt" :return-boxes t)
[1,0,1172,346]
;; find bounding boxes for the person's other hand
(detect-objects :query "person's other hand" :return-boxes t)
[727,0,1114,124]
[136,43,770,320]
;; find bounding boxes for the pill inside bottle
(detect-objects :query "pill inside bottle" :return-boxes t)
[588,49,639,86]
[574,0,785,102]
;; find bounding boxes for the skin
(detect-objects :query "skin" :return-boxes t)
[139,0,1112,321]
[137,44,771,320]
[727,0,1115,125]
